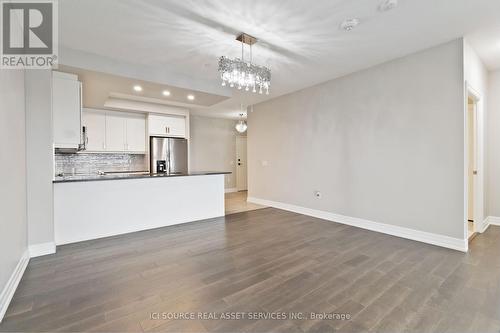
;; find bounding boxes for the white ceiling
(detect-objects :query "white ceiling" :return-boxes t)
[59,0,500,118]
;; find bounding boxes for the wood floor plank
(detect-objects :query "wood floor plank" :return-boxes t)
[1,208,500,332]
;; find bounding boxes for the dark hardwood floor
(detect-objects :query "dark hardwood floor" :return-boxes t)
[1,208,499,332]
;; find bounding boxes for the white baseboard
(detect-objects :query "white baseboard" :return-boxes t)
[488,216,500,226]
[0,250,29,323]
[481,216,500,233]
[248,197,467,252]
[29,242,56,258]
[225,188,238,193]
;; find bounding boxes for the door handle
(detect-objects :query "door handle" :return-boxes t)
[473,170,478,175]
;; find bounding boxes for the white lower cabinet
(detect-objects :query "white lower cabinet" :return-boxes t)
[82,109,146,153]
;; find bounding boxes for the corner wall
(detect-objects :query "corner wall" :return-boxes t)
[25,70,55,256]
[463,39,489,232]
[248,39,465,245]
[487,70,500,217]
[0,70,29,321]
[189,116,240,190]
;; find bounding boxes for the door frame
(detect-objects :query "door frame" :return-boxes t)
[464,82,484,244]
[236,136,247,191]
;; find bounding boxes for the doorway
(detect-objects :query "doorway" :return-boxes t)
[467,97,477,240]
[225,136,266,215]
[465,85,484,243]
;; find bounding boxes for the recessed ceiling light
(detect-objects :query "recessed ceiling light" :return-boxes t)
[378,0,398,12]
[340,18,360,32]
[187,94,195,101]
[162,90,171,96]
[133,85,143,92]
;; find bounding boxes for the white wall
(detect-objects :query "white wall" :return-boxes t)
[0,69,28,319]
[463,40,488,228]
[488,70,500,217]
[25,70,55,251]
[248,39,465,240]
[189,116,240,189]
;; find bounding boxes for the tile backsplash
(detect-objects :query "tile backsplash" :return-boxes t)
[55,153,148,175]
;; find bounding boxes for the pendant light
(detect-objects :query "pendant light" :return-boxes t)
[235,105,247,133]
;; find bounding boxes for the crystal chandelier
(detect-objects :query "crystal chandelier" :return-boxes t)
[218,33,271,94]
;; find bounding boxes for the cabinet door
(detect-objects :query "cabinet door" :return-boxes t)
[105,113,126,152]
[53,73,81,148]
[148,114,186,138]
[125,114,146,152]
[82,110,106,152]
[166,117,186,137]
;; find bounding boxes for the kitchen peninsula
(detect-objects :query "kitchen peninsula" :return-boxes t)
[54,172,229,245]
[50,70,232,246]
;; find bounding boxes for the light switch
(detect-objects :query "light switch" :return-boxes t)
[261,160,268,167]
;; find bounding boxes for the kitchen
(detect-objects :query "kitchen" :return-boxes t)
[51,68,232,245]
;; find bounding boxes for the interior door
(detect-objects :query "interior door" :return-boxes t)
[467,100,476,222]
[236,136,247,191]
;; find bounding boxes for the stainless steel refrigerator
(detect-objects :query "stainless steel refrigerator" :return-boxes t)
[150,137,188,174]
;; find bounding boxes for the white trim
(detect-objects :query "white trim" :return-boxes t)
[489,216,500,226]
[224,188,238,193]
[248,197,467,252]
[29,242,56,258]
[0,250,29,323]
[482,216,500,233]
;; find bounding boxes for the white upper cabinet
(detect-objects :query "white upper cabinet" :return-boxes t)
[81,109,146,153]
[125,113,146,152]
[53,72,82,149]
[105,113,127,152]
[148,114,186,138]
[82,109,106,152]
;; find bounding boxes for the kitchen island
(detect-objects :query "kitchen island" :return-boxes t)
[54,172,230,245]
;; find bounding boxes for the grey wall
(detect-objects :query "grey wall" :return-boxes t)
[488,70,500,217]
[0,70,28,300]
[25,70,54,247]
[189,116,240,189]
[248,39,465,239]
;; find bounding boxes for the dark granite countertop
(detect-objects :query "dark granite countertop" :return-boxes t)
[53,171,231,183]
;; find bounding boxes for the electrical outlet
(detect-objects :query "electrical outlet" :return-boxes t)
[314,191,322,199]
